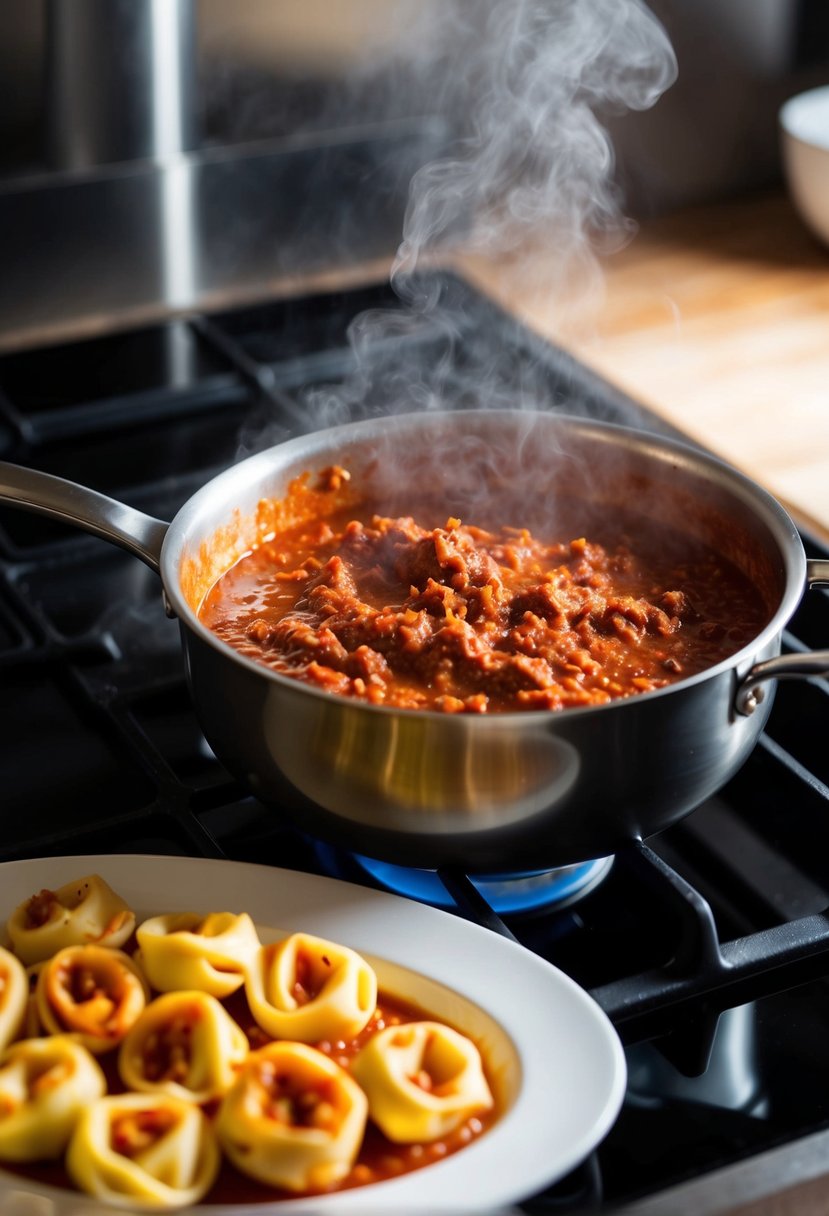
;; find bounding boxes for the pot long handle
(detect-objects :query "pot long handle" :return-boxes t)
[0,462,169,574]
[736,559,829,715]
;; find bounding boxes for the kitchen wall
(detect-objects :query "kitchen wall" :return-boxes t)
[195,0,829,218]
[608,0,829,215]
[196,0,829,216]
[3,0,829,212]
[1,0,828,349]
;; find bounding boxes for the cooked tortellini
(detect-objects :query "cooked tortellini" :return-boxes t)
[0,877,497,1210]
[0,1035,106,1161]
[0,946,27,1052]
[136,911,260,998]
[7,875,135,966]
[216,1041,368,1193]
[119,990,249,1103]
[66,1091,220,1210]
[36,945,149,1054]
[351,1021,494,1143]
[245,932,377,1043]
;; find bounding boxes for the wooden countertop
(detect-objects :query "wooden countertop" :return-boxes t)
[457,190,829,547]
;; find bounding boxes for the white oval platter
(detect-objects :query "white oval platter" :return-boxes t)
[0,854,626,1215]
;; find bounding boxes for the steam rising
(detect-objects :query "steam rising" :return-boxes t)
[244,0,677,448]
[392,0,676,293]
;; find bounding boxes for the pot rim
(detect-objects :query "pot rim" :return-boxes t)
[160,409,806,721]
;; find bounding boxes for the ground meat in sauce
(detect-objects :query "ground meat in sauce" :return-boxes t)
[199,486,771,714]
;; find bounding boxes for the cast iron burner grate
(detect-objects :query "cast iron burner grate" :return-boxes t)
[1,271,829,1213]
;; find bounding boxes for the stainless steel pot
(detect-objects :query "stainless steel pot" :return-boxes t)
[2,411,827,873]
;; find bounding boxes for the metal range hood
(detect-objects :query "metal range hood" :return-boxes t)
[0,0,448,351]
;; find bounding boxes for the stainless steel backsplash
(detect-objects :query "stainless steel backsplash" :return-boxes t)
[1,0,827,350]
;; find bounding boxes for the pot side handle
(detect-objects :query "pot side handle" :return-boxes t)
[0,462,169,574]
[736,559,829,716]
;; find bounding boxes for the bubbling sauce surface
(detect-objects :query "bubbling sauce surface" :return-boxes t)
[199,472,771,713]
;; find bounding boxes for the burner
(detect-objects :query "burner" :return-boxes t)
[316,845,613,915]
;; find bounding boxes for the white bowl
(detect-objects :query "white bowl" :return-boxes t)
[780,84,829,245]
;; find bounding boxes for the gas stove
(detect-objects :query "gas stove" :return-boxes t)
[1,272,828,1214]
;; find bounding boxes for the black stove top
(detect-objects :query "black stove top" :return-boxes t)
[1,273,828,1214]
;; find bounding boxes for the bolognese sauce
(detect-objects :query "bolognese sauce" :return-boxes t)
[198,468,770,713]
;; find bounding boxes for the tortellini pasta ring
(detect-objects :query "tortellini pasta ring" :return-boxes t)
[66,1091,220,1210]
[136,911,260,998]
[36,945,149,1054]
[216,1041,368,1193]
[245,932,377,1043]
[6,875,135,966]
[0,946,27,1052]
[0,1035,107,1162]
[351,1020,494,1143]
[119,990,249,1104]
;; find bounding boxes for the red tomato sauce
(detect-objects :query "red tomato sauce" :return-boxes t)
[199,471,771,713]
[5,988,497,1204]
